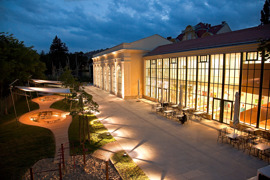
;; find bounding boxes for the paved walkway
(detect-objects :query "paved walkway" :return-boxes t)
[19,95,72,162]
[84,86,267,180]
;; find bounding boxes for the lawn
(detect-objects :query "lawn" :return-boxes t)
[0,97,55,180]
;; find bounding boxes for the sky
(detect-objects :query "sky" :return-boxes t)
[0,0,265,53]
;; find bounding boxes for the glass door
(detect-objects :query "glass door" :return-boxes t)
[223,100,233,124]
[213,98,221,121]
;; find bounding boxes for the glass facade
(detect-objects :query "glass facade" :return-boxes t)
[144,51,270,130]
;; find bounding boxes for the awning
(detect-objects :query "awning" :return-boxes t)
[16,86,70,94]
[31,79,62,85]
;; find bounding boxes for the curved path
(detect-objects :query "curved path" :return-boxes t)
[19,95,72,162]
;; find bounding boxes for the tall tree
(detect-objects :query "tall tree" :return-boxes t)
[261,0,270,25]
[49,36,69,78]
[0,32,46,98]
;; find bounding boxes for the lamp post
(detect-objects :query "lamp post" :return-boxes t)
[9,79,19,126]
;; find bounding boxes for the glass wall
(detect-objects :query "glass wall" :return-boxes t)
[178,57,186,106]
[186,56,197,109]
[157,59,163,102]
[163,58,169,102]
[151,60,157,98]
[223,53,241,124]
[241,52,261,127]
[210,54,223,121]
[144,51,269,130]
[261,55,270,130]
[197,55,209,112]
[145,60,151,96]
[170,58,177,104]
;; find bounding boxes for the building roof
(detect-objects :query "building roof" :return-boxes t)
[93,34,171,58]
[176,22,228,41]
[145,24,270,57]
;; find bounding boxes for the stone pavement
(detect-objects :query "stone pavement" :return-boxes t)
[19,95,72,162]
[84,85,267,180]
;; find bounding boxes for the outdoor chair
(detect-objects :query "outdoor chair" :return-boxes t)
[217,128,227,143]
[244,136,257,155]
[261,149,270,164]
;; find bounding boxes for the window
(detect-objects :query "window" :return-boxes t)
[199,55,209,63]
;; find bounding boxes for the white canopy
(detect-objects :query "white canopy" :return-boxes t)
[31,79,62,85]
[16,86,70,94]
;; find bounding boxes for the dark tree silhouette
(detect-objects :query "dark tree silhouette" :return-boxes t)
[261,0,270,25]
[49,36,69,78]
[0,32,46,98]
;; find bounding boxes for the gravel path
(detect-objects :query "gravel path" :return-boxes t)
[23,155,121,180]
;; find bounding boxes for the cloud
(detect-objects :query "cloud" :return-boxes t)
[0,0,265,53]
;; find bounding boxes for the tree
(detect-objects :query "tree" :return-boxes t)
[49,36,69,78]
[0,32,46,98]
[258,38,270,61]
[261,0,270,25]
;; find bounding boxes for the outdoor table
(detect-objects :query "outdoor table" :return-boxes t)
[192,111,205,121]
[156,107,163,112]
[257,165,270,179]
[253,143,270,158]
[182,107,190,113]
[245,127,259,135]
[171,105,178,109]
[163,110,174,118]
[226,133,240,144]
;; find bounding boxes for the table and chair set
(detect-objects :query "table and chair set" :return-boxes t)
[153,102,207,124]
[217,126,270,163]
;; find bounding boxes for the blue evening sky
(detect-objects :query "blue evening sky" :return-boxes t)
[0,0,265,53]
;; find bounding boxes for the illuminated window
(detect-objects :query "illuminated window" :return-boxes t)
[199,55,209,63]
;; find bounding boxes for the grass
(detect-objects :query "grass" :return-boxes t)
[68,114,116,154]
[111,150,149,180]
[51,99,149,180]
[50,98,71,111]
[0,97,55,180]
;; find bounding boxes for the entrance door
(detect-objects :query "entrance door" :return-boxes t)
[213,98,221,121]
[223,100,233,124]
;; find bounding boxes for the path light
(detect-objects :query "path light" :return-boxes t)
[123,152,127,157]
[106,132,110,136]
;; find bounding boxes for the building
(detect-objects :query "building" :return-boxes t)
[92,34,172,99]
[93,24,270,130]
[175,21,231,42]
[143,24,270,130]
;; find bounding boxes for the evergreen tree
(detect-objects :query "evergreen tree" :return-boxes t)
[49,36,69,78]
[261,0,270,25]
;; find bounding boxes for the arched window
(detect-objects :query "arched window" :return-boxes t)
[107,66,111,92]
[112,66,115,93]
[104,66,107,90]
[117,65,122,95]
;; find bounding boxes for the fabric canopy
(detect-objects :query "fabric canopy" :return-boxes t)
[16,86,70,94]
[31,79,62,85]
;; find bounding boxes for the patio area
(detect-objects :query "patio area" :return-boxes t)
[84,85,268,180]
